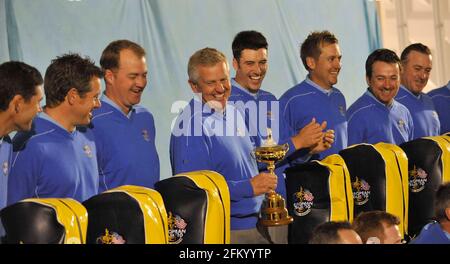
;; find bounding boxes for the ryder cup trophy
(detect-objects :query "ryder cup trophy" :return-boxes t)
[253,129,293,226]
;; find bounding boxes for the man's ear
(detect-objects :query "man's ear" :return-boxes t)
[188,80,199,94]
[104,69,115,85]
[66,88,79,105]
[232,58,239,71]
[366,75,371,87]
[306,57,316,71]
[9,94,24,114]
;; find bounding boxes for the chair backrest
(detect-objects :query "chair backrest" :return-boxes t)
[0,198,87,244]
[83,185,168,244]
[284,154,353,244]
[400,136,450,237]
[339,143,409,239]
[154,170,230,244]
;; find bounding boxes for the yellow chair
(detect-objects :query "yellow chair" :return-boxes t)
[83,185,168,244]
[0,198,87,244]
[155,170,230,244]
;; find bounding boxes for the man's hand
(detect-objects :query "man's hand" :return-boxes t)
[310,129,335,154]
[291,118,327,150]
[250,172,277,196]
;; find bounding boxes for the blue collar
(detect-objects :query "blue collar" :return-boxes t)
[366,89,394,109]
[305,76,333,96]
[39,112,77,135]
[231,78,259,99]
[446,81,450,90]
[400,85,421,99]
[101,94,134,119]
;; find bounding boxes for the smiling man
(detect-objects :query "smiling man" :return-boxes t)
[0,61,43,240]
[170,47,278,244]
[91,40,160,192]
[8,54,102,204]
[347,49,414,145]
[279,31,347,159]
[395,43,440,138]
[228,31,334,244]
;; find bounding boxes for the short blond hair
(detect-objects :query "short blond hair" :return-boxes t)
[187,47,228,83]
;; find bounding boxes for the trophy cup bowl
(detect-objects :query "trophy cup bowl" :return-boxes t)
[253,143,293,226]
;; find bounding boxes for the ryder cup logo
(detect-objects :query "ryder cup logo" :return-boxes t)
[168,212,187,244]
[96,229,126,244]
[83,145,93,158]
[293,187,314,216]
[398,119,405,132]
[409,165,428,193]
[352,177,371,206]
[2,161,8,176]
[142,129,150,142]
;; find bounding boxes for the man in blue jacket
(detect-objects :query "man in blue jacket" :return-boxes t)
[228,30,334,243]
[0,61,43,240]
[412,182,450,244]
[395,43,440,138]
[347,49,414,145]
[280,31,347,159]
[92,40,160,192]
[171,47,277,244]
[8,54,102,204]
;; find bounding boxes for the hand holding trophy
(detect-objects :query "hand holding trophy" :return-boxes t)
[253,128,293,226]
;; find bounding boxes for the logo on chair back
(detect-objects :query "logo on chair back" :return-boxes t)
[168,212,187,244]
[293,187,314,216]
[352,177,371,206]
[96,229,126,244]
[409,165,428,193]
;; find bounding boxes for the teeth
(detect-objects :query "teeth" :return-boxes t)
[249,76,261,80]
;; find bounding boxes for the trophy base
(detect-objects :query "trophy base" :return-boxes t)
[259,191,293,227]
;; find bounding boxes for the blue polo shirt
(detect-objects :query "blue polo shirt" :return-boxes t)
[411,221,450,244]
[395,85,440,138]
[91,96,160,192]
[0,135,12,239]
[279,77,348,159]
[347,90,414,145]
[428,82,450,134]
[8,113,99,204]
[170,98,262,230]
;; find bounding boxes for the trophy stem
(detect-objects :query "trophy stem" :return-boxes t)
[259,162,293,226]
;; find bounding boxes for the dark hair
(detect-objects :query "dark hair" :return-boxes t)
[365,49,401,79]
[300,30,339,71]
[309,221,354,244]
[44,54,103,108]
[232,30,268,60]
[0,61,43,111]
[401,43,431,63]
[434,182,450,222]
[352,211,400,243]
[100,39,146,71]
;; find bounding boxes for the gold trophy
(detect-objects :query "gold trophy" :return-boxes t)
[253,128,293,226]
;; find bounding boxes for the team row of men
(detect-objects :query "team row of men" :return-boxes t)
[0,30,449,244]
